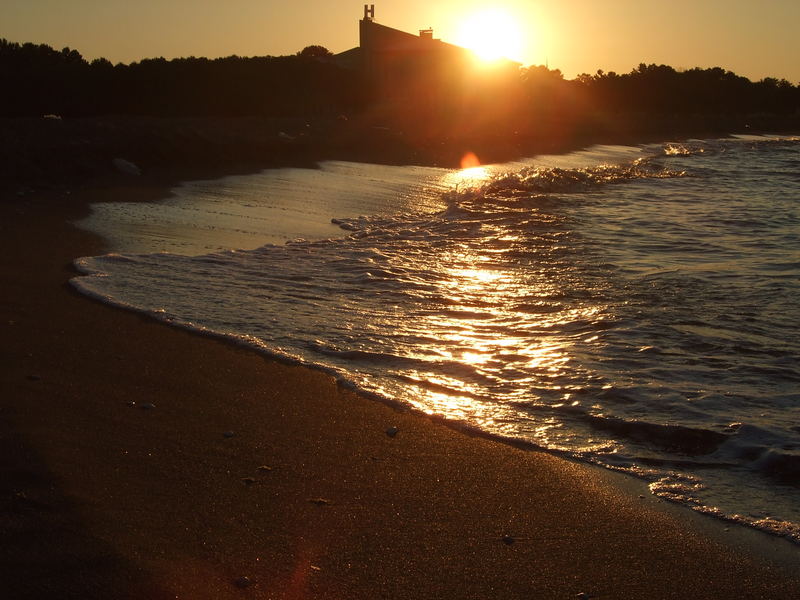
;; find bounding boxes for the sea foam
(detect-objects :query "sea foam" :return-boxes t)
[73,137,800,543]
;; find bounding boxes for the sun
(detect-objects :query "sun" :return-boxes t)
[454,8,524,62]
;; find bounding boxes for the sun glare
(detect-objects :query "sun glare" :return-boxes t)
[455,8,523,62]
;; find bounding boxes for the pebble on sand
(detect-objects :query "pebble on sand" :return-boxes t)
[223,431,235,438]
[233,576,253,589]
[386,426,399,438]
[112,157,142,176]
[501,535,515,545]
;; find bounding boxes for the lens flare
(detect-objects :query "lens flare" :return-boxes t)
[460,151,481,169]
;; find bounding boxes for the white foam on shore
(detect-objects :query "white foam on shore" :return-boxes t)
[74,146,644,256]
[70,140,800,546]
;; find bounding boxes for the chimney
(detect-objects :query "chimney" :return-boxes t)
[364,4,374,21]
[419,28,433,40]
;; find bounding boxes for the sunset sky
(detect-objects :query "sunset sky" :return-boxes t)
[4,0,799,83]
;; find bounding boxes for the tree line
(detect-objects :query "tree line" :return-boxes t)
[0,40,359,117]
[1,38,798,124]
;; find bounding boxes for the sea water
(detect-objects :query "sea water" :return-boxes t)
[72,136,800,542]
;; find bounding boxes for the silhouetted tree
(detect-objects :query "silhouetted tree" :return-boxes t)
[0,37,797,131]
[0,39,362,117]
[297,45,333,58]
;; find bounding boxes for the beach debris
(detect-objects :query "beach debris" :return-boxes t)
[223,431,236,438]
[385,426,399,438]
[139,402,156,410]
[10,490,30,508]
[241,477,256,486]
[233,576,253,589]
[309,497,331,506]
[256,465,273,472]
[501,534,515,545]
[9,490,48,512]
[112,157,142,176]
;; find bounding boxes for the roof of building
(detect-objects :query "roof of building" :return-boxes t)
[332,15,521,70]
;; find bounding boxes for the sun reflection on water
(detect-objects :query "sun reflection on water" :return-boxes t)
[391,235,597,444]
[440,162,496,190]
[318,160,615,450]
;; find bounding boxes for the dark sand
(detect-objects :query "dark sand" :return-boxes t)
[3,129,800,599]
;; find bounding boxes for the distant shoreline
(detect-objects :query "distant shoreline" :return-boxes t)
[3,113,798,200]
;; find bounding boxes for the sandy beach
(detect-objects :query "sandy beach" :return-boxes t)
[3,142,800,599]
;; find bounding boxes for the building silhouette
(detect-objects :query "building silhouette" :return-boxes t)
[335,6,520,118]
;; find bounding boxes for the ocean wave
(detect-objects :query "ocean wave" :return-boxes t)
[70,136,800,545]
[452,159,687,201]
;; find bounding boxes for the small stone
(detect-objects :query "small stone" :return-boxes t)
[309,497,331,506]
[223,431,235,438]
[501,535,515,545]
[386,426,399,438]
[112,157,141,176]
[241,477,256,486]
[233,576,253,589]
[139,403,155,410]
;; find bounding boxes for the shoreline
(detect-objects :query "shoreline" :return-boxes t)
[70,137,800,550]
[4,114,798,197]
[3,134,800,598]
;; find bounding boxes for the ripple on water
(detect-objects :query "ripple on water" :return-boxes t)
[73,137,800,542]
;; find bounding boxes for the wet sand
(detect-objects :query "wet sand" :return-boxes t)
[2,169,800,599]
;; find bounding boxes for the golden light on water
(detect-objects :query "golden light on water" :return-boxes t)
[364,231,610,446]
[448,266,504,291]
[358,189,609,446]
[441,155,494,191]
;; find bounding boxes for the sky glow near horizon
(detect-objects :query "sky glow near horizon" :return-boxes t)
[3,0,799,83]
